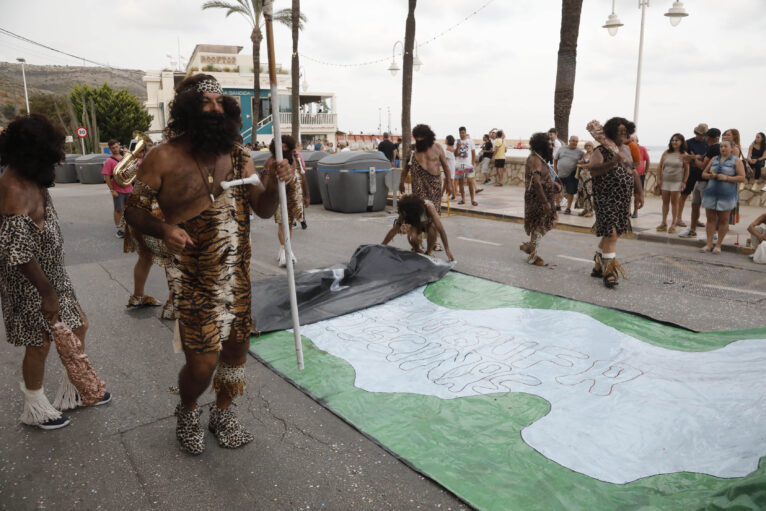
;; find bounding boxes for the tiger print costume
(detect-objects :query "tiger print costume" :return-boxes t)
[129,145,253,353]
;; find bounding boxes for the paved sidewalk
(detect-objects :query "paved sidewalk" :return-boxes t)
[431,183,763,254]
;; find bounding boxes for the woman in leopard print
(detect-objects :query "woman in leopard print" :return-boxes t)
[587,117,644,288]
[0,115,109,430]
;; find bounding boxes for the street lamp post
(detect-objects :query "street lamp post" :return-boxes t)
[16,58,30,115]
[387,39,423,77]
[603,1,688,127]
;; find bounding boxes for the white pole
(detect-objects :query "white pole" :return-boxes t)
[264,0,304,370]
[633,0,648,127]
[18,59,30,114]
[80,137,85,155]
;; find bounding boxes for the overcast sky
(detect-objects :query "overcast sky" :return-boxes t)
[2,0,765,146]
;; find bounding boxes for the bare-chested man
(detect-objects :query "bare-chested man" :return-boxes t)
[124,74,290,455]
[399,123,452,214]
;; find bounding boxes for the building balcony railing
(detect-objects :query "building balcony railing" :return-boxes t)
[278,112,337,127]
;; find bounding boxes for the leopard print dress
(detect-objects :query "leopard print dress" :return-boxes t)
[164,145,253,353]
[592,146,634,238]
[524,155,558,236]
[0,190,83,346]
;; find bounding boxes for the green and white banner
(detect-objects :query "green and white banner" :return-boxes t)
[250,272,766,510]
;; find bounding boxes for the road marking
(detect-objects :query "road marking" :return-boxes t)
[557,255,593,263]
[457,236,502,246]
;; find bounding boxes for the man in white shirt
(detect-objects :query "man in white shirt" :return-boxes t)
[548,128,563,159]
[454,126,478,206]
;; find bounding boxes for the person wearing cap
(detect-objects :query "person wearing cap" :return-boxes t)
[679,126,718,238]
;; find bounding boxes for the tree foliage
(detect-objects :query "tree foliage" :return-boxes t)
[70,83,153,144]
[1,102,16,120]
[29,94,72,133]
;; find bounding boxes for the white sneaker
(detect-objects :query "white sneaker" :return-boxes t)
[277,246,286,267]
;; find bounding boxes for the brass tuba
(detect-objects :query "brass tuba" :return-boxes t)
[113,132,152,187]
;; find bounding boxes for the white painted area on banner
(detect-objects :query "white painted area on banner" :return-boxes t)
[299,287,766,484]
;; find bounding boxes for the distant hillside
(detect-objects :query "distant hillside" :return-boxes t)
[0,62,147,101]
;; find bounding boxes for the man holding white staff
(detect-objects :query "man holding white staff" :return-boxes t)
[125,74,291,455]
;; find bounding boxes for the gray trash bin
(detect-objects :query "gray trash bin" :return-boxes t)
[250,151,272,177]
[316,151,392,213]
[76,154,111,184]
[300,151,327,204]
[55,154,80,183]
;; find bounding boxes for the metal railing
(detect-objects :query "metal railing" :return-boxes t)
[257,115,273,128]
[278,112,337,127]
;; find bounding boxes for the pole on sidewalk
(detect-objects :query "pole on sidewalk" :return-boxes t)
[263,0,305,370]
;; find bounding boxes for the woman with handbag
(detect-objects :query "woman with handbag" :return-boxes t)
[699,140,746,254]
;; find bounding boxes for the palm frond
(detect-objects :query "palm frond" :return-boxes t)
[274,8,307,30]
[202,0,255,26]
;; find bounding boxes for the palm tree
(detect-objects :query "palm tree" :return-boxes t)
[401,0,417,169]
[553,0,583,142]
[291,0,301,144]
[201,0,305,144]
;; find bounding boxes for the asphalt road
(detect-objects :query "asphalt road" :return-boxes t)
[0,184,763,510]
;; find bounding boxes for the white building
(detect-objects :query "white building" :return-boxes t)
[143,44,337,147]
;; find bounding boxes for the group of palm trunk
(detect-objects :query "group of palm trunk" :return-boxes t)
[204,0,584,161]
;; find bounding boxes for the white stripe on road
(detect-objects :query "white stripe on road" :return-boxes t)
[557,255,593,263]
[457,236,502,246]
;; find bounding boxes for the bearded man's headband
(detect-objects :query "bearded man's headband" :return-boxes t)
[195,78,223,95]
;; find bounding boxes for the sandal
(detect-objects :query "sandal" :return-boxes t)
[656,224,667,232]
[520,242,532,254]
[668,225,677,234]
[471,201,478,206]
[590,251,603,278]
[603,270,619,288]
[712,247,721,254]
[458,200,465,205]
[676,220,687,227]
[601,258,627,289]
[699,245,713,253]
[127,294,161,308]
[564,208,571,215]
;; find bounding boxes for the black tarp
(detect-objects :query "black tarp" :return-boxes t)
[252,244,454,333]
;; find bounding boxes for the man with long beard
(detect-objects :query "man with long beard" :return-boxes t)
[399,124,452,214]
[125,74,291,455]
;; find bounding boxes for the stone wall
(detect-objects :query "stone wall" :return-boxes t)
[493,157,766,207]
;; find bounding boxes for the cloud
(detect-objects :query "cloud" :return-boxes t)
[2,0,763,144]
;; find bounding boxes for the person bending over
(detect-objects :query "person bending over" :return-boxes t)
[382,194,455,261]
